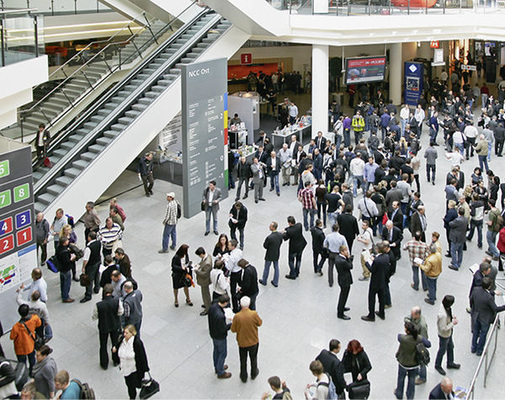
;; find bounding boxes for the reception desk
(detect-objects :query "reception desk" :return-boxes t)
[271,124,312,149]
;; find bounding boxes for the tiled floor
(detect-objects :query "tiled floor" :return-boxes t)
[3,114,505,399]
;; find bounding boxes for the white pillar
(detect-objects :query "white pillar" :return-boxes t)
[311,44,329,137]
[389,43,402,105]
[313,0,329,13]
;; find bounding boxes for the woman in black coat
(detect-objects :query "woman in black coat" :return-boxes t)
[171,244,193,307]
[342,339,372,383]
[113,325,149,400]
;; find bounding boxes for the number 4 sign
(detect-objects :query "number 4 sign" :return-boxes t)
[0,217,13,237]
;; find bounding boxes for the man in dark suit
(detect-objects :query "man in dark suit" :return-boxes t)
[254,146,268,165]
[283,216,307,280]
[409,206,427,242]
[469,261,493,301]
[429,377,455,400]
[314,131,326,150]
[381,220,403,261]
[237,259,259,310]
[94,283,121,369]
[448,207,468,271]
[470,277,505,355]
[315,339,347,398]
[259,221,283,288]
[266,151,281,196]
[361,241,390,321]
[335,245,353,320]
[337,205,360,252]
[202,180,221,236]
[235,156,252,201]
[228,202,248,250]
[310,219,326,275]
[388,201,404,231]
[445,166,465,191]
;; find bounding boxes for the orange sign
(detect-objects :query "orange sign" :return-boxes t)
[240,53,252,65]
[430,41,440,49]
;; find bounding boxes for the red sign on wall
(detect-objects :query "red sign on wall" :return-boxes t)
[430,41,440,49]
[240,53,252,65]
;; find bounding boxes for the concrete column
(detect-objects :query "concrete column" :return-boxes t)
[313,0,329,13]
[311,44,329,136]
[389,43,402,105]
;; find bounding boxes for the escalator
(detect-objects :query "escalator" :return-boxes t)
[33,8,245,217]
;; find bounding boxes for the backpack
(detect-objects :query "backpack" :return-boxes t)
[71,379,96,399]
[176,202,182,219]
[66,214,75,228]
[47,255,60,273]
[416,340,430,366]
[317,374,338,400]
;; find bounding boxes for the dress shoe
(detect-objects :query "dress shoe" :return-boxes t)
[170,246,176,250]
[424,298,435,305]
[240,376,247,383]
[432,181,435,185]
[80,297,91,303]
[214,231,219,235]
[485,250,493,256]
[415,378,426,385]
[63,298,75,303]
[361,315,375,322]
[435,366,446,375]
[385,304,392,309]
[447,363,460,369]
[259,279,267,286]
[358,276,369,281]
[411,283,419,291]
[445,252,452,258]
[242,195,248,199]
[344,307,350,311]
[235,198,239,201]
[269,188,274,192]
[255,200,258,203]
[251,369,259,380]
[448,265,459,271]
[285,275,295,280]
[277,192,280,196]
[158,249,168,254]
[73,277,80,282]
[199,311,208,316]
[201,305,206,308]
[217,372,232,379]
[224,365,228,370]
[375,311,385,320]
[146,193,151,197]
[100,365,108,370]
[149,190,154,195]
[94,288,100,294]
[204,231,210,236]
[270,281,278,287]
[259,198,266,201]
[338,315,351,320]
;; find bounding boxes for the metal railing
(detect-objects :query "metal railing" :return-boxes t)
[466,314,501,398]
[267,0,505,15]
[0,9,43,67]
[1,0,110,16]
[20,1,200,144]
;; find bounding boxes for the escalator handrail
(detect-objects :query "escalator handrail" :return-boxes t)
[34,10,222,195]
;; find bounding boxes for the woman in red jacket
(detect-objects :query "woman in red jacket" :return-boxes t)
[497,226,505,271]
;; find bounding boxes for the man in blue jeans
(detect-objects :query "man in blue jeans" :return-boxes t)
[448,208,467,271]
[208,295,232,379]
[404,306,429,385]
[159,192,178,253]
[486,199,502,260]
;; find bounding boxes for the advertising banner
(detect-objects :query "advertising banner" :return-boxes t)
[404,62,424,106]
[345,56,386,84]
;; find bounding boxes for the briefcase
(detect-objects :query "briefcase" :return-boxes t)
[139,372,160,399]
[80,273,90,287]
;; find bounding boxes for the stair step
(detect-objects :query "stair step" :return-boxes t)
[47,184,66,196]
[37,192,57,206]
[83,122,98,130]
[34,202,45,213]
[72,159,89,169]
[132,104,148,112]
[61,142,75,151]
[64,168,82,179]
[138,98,151,106]
[89,144,105,154]
[90,116,103,123]
[68,134,85,143]
[96,137,113,146]
[81,151,98,162]
[169,68,180,75]
[53,149,67,158]
[32,171,44,181]
[145,92,158,99]
[110,124,126,132]
[55,175,74,186]
[151,85,165,93]
[125,110,141,118]
[103,130,119,139]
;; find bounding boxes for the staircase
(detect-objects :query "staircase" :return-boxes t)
[33,8,249,218]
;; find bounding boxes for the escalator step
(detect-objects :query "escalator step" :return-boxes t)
[56,176,74,186]
[81,152,98,162]
[151,86,165,93]
[132,103,148,111]
[47,184,66,196]
[125,110,141,118]
[103,130,119,139]
[72,159,89,169]
[37,193,57,206]
[96,137,113,146]
[89,144,105,154]
[65,168,82,179]
[61,142,75,150]
[111,124,126,132]
[145,92,158,99]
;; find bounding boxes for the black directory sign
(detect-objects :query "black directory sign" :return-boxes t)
[181,58,228,218]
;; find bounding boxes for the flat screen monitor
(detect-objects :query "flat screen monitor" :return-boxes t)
[345,56,386,84]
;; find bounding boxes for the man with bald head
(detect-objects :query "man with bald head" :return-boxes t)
[429,377,454,399]
[404,306,429,384]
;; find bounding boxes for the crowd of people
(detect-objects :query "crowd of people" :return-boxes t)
[2,72,505,400]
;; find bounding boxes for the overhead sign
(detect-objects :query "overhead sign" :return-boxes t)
[240,53,252,65]
[181,58,228,218]
[461,64,477,71]
[430,41,440,49]
[345,56,386,84]
[431,48,445,66]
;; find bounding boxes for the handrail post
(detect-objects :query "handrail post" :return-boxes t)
[347,0,350,15]
[443,0,446,13]
[34,15,38,57]
[20,117,24,143]
[408,0,410,14]
[51,0,54,16]
[1,17,5,67]
[74,0,77,14]
[81,70,94,88]
[368,0,371,15]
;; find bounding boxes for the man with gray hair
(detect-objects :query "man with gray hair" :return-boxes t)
[231,296,263,383]
[429,377,455,399]
[35,212,50,266]
[159,192,178,253]
[123,281,143,333]
[404,306,430,385]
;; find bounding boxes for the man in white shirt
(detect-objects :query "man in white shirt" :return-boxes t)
[278,143,292,186]
[464,121,478,159]
[414,105,425,137]
[357,220,374,281]
[400,104,410,136]
[223,239,243,313]
[445,151,465,167]
[349,153,365,197]
[288,102,298,125]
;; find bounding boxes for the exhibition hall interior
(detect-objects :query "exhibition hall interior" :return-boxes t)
[1,0,505,398]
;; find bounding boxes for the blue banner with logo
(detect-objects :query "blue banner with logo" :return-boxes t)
[404,62,424,106]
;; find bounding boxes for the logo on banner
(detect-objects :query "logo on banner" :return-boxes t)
[409,64,417,73]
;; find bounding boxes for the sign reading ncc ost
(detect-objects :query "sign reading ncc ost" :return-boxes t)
[181,58,228,218]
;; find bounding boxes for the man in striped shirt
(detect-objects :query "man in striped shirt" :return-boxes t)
[403,231,429,292]
[98,217,122,258]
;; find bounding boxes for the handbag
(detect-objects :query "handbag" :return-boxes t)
[347,379,371,399]
[201,201,206,211]
[139,372,160,399]
[80,273,91,287]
